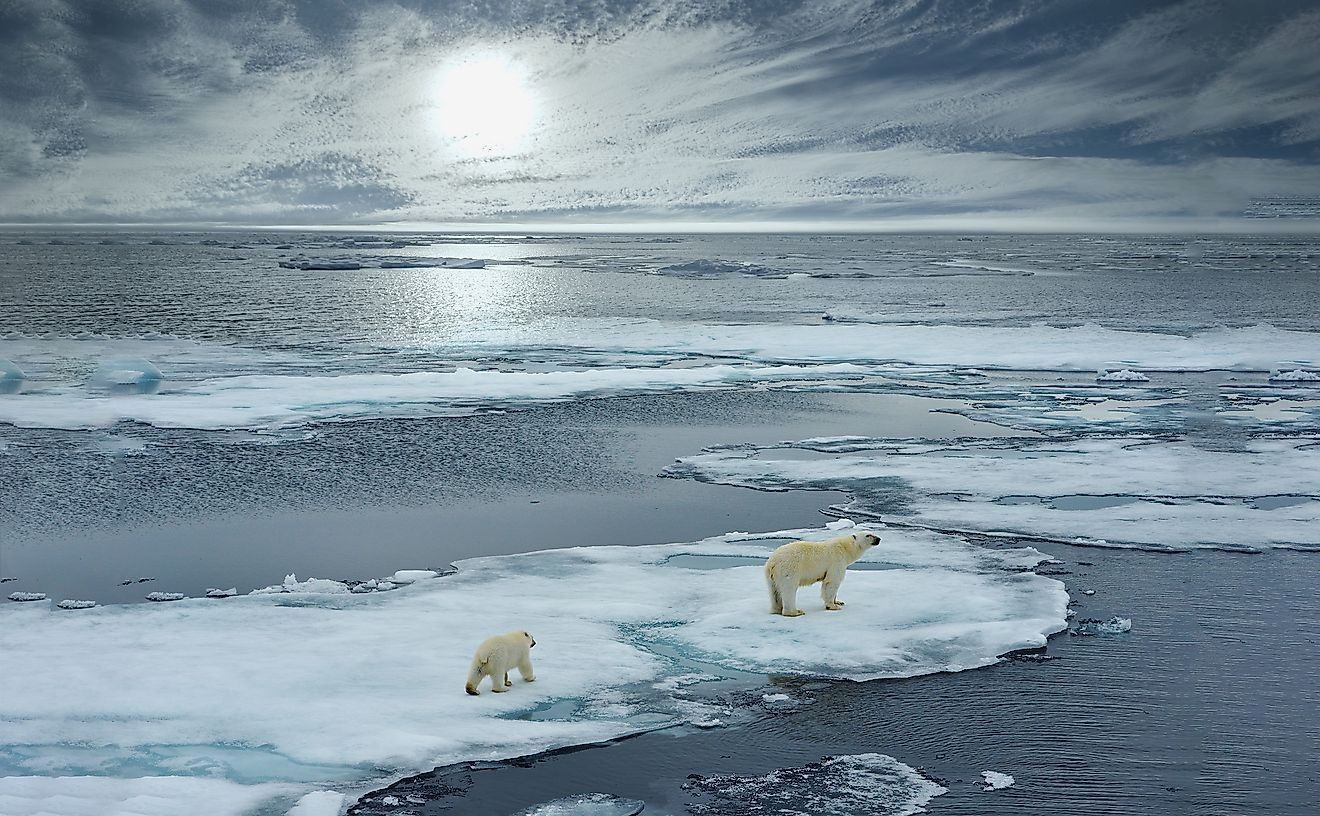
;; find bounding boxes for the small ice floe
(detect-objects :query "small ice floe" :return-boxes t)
[349,579,397,594]
[388,569,438,584]
[1082,589,1096,596]
[145,592,185,602]
[825,518,856,530]
[7,592,46,602]
[205,587,238,598]
[511,793,645,816]
[1269,369,1320,382]
[1096,368,1149,383]
[57,599,98,610]
[250,574,349,595]
[89,358,164,394]
[653,259,786,278]
[0,358,25,394]
[761,693,793,703]
[1072,616,1132,635]
[285,790,346,815]
[278,255,485,270]
[981,770,1015,790]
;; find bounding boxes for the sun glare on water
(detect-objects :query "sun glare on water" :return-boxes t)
[434,55,536,156]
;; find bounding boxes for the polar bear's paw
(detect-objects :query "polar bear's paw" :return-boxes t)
[780,609,805,617]
[826,600,845,610]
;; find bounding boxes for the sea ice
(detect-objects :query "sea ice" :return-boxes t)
[1095,368,1149,382]
[511,793,645,816]
[55,600,97,610]
[1269,369,1320,382]
[285,790,346,815]
[652,259,786,278]
[666,437,1320,550]
[1072,616,1132,636]
[250,574,349,595]
[0,523,1064,816]
[145,592,185,602]
[389,569,439,584]
[684,753,947,816]
[7,593,46,602]
[0,776,301,816]
[205,588,239,598]
[981,770,1015,790]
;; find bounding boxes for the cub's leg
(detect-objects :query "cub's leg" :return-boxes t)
[518,654,536,682]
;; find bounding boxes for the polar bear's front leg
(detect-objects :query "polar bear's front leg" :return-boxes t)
[518,654,535,683]
[822,570,846,610]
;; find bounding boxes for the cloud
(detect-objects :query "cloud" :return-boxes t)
[1,0,1317,225]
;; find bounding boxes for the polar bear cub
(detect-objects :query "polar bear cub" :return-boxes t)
[765,531,881,617]
[465,630,536,695]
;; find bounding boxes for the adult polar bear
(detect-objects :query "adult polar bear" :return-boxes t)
[465,630,536,695]
[765,531,881,617]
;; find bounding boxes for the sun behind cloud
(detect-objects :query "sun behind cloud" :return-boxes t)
[433,54,537,157]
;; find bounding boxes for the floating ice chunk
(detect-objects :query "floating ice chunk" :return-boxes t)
[1082,589,1096,596]
[981,770,1015,790]
[251,574,349,595]
[146,592,185,602]
[7,592,46,602]
[511,793,645,816]
[825,518,856,530]
[206,588,239,598]
[1072,616,1132,635]
[1096,368,1149,382]
[57,600,98,610]
[653,259,785,278]
[684,753,946,816]
[0,358,25,394]
[285,790,345,815]
[389,569,438,584]
[1270,369,1320,382]
[89,358,164,394]
[761,693,792,702]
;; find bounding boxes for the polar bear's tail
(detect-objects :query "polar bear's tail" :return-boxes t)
[765,563,783,614]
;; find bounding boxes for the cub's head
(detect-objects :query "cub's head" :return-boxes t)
[853,532,881,548]
[521,630,536,649]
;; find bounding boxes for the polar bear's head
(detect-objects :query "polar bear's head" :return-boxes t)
[854,532,881,548]
[520,631,536,649]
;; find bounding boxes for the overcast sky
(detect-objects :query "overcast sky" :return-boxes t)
[2,0,1318,227]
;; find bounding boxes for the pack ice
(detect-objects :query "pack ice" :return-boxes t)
[666,437,1320,551]
[0,523,1065,816]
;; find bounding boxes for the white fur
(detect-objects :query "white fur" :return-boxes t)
[465,630,536,695]
[765,532,881,617]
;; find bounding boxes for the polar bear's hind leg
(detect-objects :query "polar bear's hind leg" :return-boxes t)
[518,654,536,682]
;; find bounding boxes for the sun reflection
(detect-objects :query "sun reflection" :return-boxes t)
[434,54,536,156]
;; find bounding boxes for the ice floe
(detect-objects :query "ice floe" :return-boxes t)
[144,591,185,602]
[511,793,645,816]
[665,437,1320,551]
[684,753,947,816]
[0,776,301,816]
[55,600,97,610]
[1269,368,1320,382]
[7,593,46,602]
[1072,616,1133,636]
[1095,368,1149,382]
[278,255,486,270]
[0,363,867,431]
[980,770,1015,790]
[652,259,787,278]
[0,523,1064,815]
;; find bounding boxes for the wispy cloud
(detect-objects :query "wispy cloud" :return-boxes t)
[1,0,1317,226]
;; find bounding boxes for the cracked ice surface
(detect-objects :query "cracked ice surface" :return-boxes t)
[0,524,1064,816]
[665,438,1320,551]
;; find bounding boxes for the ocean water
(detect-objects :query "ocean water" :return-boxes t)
[1,231,1318,815]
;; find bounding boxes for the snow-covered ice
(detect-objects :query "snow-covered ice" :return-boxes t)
[55,600,97,610]
[665,437,1320,551]
[0,523,1064,815]
[1269,369,1320,382]
[205,587,239,598]
[0,776,301,816]
[285,790,347,815]
[981,770,1015,790]
[652,259,787,278]
[144,591,185,602]
[1095,368,1149,382]
[7,593,46,602]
